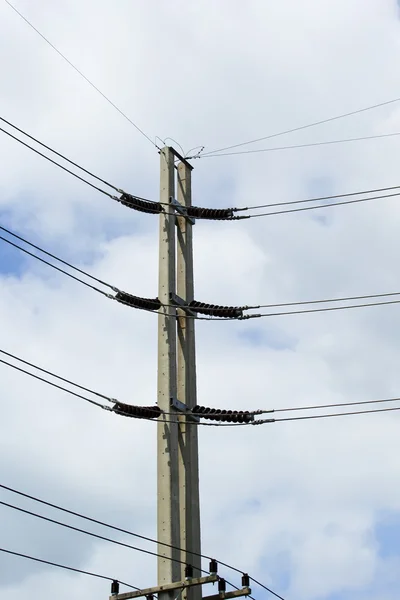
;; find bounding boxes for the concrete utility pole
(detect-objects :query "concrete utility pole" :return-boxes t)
[176,160,202,600]
[109,147,251,600]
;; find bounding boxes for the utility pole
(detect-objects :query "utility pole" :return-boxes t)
[109,147,251,600]
[176,159,202,600]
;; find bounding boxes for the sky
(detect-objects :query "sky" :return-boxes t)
[1,1,400,599]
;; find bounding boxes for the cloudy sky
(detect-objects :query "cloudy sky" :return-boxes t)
[1,1,400,599]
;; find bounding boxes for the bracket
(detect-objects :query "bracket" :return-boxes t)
[171,397,200,423]
[170,197,196,225]
[111,575,219,600]
[169,293,197,318]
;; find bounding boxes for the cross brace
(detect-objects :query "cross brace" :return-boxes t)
[111,575,219,600]
[203,587,252,600]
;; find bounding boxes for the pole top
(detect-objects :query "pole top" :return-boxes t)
[167,146,194,171]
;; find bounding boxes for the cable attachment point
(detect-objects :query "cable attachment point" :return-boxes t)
[112,402,162,420]
[119,193,162,215]
[115,291,161,312]
[189,301,243,319]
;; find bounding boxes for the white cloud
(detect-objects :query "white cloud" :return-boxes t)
[1,1,400,599]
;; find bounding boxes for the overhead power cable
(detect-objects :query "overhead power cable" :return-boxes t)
[0,116,121,193]
[239,190,400,220]
[0,483,283,599]
[0,547,137,590]
[267,404,400,424]
[0,125,119,200]
[0,500,192,568]
[4,0,158,150]
[202,95,400,155]
[234,183,400,212]
[194,131,400,158]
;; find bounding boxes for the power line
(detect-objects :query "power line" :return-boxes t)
[4,0,158,150]
[202,96,400,155]
[0,547,138,590]
[0,234,112,297]
[0,483,283,599]
[0,224,116,291]
[275,395,400,413]
[241,190,400,219]
[195,131,400,158]
[0,500,191,568]
[0,356,111,411]
[234,183,400,212]
[242,297,400,320]
[272,404,400,424]
[0,125,119,200]
[0,116,121,192]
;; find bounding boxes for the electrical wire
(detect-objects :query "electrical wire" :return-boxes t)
[0,125,118,200]
[4,0,158,150]
[194,131,400,158]
[241,190,400,219]
[272,404,400,423]
[0,224,117,291]
[5,225,400,322]
[275,396,400,413]
[0,500,191,568]
[242,297,400,319]
[0,356,111,411]
[0,116,121,192]
[202,96,400,155]
[0,349,115,404]
[0,483,283,599]
[234,183,400,212]
[0,547,138,589]
[0,234,112,298]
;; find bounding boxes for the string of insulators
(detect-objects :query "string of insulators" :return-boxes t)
[192,406,254,423]
[115,291,161,312]
[186,206,234,220]
[189,301,243,319]
[119,193,162,215]
[113,402,162,419]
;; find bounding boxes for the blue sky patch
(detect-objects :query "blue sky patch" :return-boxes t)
[238,326,297,351]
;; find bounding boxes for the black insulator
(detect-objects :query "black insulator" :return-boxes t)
[111,580,120,595]
[119,193,162,215]
[209,559,218,574]
[113,402,161,420]
[242,573,250,588]
[186,206,234,220]
[115,291,161,312]
[189,301,243,319]
[218,578,226,594]
[193,406,253,424]
[185,564,194,579]
[146,596,155,600]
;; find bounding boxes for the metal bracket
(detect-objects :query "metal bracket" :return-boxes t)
[169,293,197,317]
[203,587,252,600]
[170,197,196,225]
[111,575,219,600]
[170,397,200,423]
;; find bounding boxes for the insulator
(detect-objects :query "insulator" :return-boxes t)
[193,406,253,424]
[186,206,234,220]
[115,291,161,312]
[209,559,218,574]
[111,580,120,595]
[242,573,250,588]
[218,578,226,594]
[185,564,194,579]
[189,301,243,319]
[119,193,162,215]
[113,402,161,420]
